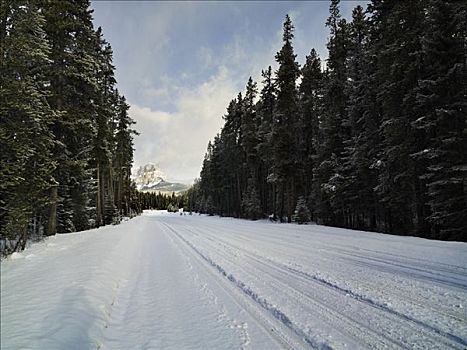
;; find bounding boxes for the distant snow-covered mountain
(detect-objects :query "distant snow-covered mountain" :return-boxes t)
[132,163,189,193]
[133,163,165,190]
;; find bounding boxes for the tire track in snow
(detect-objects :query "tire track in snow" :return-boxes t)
[198,219,467,292]
[251,251,466,349]
[175,219,467,349]
[200,218,467,282]
[161,222,314,350]
[162,225,252,350]
[189,221,467,321]
[187,222,465,323]
[207,238,404,348]
[180,225,404,349]
[204,234,466,349]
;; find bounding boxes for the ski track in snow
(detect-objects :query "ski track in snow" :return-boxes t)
[1,210,466,349]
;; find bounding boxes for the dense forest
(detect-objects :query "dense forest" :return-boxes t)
[0,0,139,254]
[189,0,467,241]
[1,0,465,255]
[138,191,186,212]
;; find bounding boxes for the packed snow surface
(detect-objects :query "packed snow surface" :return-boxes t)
[1,211,466,349]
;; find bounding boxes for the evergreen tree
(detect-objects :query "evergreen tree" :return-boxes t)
[241,77,259,182]
[413,0,467,240]
[93,28,117,227]
[114,95,137,217]
[221,97,244,217]
[293,196,311,224]
[316,0,351,226]
[298,48,323,220]
[241,179,262,220]
[205,195,215,216]
[272,14,301,223]
[42,0,99,234]
[0,0,55,251]
[370,0,426,234]
[256,66,276,216]
[340,5,379,230]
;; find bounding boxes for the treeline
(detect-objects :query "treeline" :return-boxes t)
[0,0,139,254]
[138,191,186,212]
[191,0,467,241]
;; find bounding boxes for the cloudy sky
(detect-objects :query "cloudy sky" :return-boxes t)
[91,1,366,183]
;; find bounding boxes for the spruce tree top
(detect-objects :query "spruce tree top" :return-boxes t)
[283,14,294,43]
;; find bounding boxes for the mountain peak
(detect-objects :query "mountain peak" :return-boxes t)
[133,164,166,191]
[133,163,188,193]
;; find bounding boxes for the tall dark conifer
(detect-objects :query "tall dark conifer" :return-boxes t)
[43,0,98,234]
[315,0,350,226]
[299,48,322,220]
[93,28,117,226]
[114,95,137,217]
[413,0,467,240]
[257,66,276,216]
[240,77,260,218]
[340,5,378,230]
[370,0,426,234]
[0,0,55,249]
[272,14,301,222]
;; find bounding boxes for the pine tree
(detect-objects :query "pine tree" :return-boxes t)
[221,97,244,217]
[114,95,137,217]
[240,77,261,217]
[413,0,467,240]
[241,179,262,220]
[92,28,120,227]
[0,0,55,251]
[293,196,311,224]
[205,195,215,216]
[256,66,276,216]
[340,5,379,230]
[371,0,426,235]
[209,134,224,214]
[315,0,350,226]
[241,77,259,178]
[299,48,323,221]
[42,0,99,234]
[272,14,301,223]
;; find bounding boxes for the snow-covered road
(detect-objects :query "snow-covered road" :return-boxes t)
[1,211,466,349]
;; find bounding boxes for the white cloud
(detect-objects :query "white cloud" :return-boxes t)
[130,67,237,182]
[144,87,170,100]
[196,46,215,69]
[129,23,286,183]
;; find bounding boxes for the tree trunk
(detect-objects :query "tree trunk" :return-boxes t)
[287,181,292,223]
[47,185,58,235]
[279,182,285,222]
[96,163,102,227]
[236,173,242,218]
